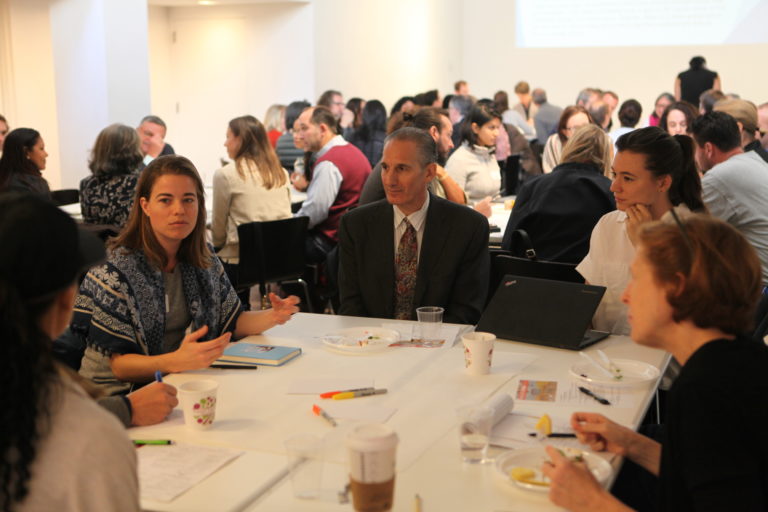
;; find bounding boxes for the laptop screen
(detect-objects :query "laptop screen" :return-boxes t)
[476,275,606,349]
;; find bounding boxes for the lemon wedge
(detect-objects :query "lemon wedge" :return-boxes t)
[510,467,549,486]
[535,413,552,436]
[510,467,536,481]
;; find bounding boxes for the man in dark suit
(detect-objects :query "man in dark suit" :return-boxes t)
[338,127,489,324]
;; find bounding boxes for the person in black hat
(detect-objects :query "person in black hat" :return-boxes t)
[0,192,140,511]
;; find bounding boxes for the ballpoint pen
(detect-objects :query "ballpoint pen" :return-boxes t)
[578,386,611,405]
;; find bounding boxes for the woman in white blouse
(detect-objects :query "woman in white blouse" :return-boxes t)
[212,116,292,282]
[445,103,502,202]
[577,126,705,334]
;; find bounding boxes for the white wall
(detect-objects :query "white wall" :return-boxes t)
[2,0,62,188]
[312,0,463,110]
[460,0,768,124]
[148,2,313,182]
[49,0,151,188]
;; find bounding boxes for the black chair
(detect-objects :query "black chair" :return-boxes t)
[487,253,584,306]
[51,188,79,206]
[236,216,313,312]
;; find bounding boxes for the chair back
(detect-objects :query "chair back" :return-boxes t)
[51,189,80,206]
[487,253,584,305]
[236,216,309,290]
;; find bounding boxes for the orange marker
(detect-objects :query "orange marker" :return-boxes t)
[312,404,337,427]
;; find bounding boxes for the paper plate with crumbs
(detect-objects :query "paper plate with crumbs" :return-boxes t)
[495,447,612,493]
[321,327,400,354]
[569,358,660,388]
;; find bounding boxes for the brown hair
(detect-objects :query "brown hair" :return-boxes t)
[638,215,761,334]
[387,106,448,134]
[309,107,338,135]
[228,115,286,189]
[560,124,613,176]
[110,155,211,270]
[88,123,143,176]
[556,106,594,144]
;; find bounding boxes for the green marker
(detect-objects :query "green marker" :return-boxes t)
[133,439,173,446]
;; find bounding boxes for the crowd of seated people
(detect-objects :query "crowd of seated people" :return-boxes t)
[1,64,768,510]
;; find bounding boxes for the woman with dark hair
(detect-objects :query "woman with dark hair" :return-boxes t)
[609,99,643,149]
[79,124,143,227]
[212,115,291,282]
[577,126,705,334]
[0,192,138,511]
[545,215,767,512]
[659,101,699,136]
[347,100,387,166]
[502,124,615,263]
[445,103,503,201]
[0,127,50,197]
[74,155,299,395]
[390,96,416,117]
[675,55,721,106]
[542,106,594,173]
[345,98,365,131]
[648,92,675,128]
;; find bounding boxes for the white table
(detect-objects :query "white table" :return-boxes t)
[130,313,667,512]
[489,198,514,246]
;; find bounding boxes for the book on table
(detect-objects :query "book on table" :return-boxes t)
[215,343,302,367]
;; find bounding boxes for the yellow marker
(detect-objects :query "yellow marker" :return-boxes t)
[535,413,552,436]
[332,389,387,400]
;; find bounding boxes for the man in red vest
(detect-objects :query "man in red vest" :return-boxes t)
[295,106,371,263]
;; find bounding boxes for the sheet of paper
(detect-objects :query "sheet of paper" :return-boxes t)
[381,322,465,349]
[287,377,375,395]
[321,402,397,423]
[491,352,539,376]
[557,381,637,409]
[491,412,582,450]
[514,379,637,408]
[137,444,243,503]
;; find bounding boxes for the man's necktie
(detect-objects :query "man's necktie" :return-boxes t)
[394,219,417,320]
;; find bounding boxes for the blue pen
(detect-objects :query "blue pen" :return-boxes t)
[154,370,163,383]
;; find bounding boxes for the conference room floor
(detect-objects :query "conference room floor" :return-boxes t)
[130,312,667,512]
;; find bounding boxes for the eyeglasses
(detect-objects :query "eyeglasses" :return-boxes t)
[669,207,694,258]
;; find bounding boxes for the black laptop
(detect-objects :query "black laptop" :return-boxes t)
[476,275,610,350]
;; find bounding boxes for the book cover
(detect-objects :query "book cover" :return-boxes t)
[217,343,301,366]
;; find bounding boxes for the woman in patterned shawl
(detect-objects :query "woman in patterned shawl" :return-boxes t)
[73,155,299,394]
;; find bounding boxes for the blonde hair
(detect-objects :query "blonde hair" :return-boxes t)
[263,104,285,133]
[560,124,613,177]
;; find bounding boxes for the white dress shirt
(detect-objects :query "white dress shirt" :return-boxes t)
[295,135,347,228]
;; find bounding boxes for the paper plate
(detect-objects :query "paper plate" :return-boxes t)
[570,358,660,387]
[321,327,400,354]
[495,447,612,493]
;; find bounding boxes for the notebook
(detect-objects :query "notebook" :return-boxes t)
[477,275,610,350]
[216,343,302,367]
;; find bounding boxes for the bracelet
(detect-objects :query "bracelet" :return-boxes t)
[121,394,133,418]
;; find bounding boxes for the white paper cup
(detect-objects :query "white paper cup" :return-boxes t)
[462,332,496,375]
[179,379,219,430]
[347,423,399,512]
[284,434,323,499]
